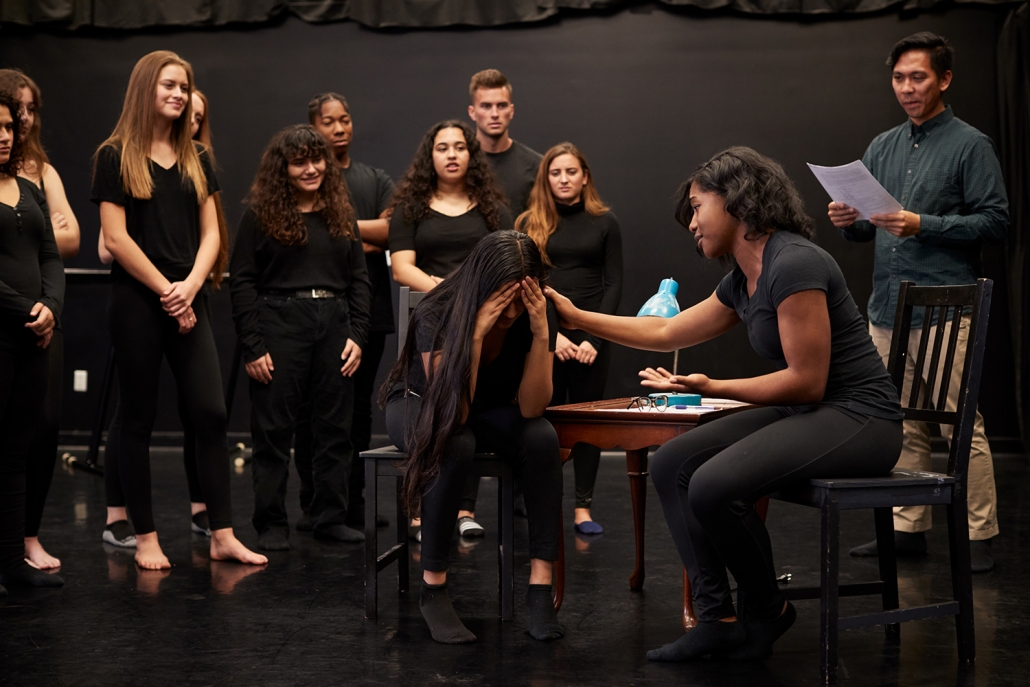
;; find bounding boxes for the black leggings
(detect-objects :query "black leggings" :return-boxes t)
[105,297,211,510]
[25,329,63,538]
[650,405,902,622]
[386,396,563,572]
[550,338,611,508]
[108,280,232,534]
[0,346,48,571]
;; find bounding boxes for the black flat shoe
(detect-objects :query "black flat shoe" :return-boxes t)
[258,529,290,551]
[970,538,994,573]
[314,524,365,543]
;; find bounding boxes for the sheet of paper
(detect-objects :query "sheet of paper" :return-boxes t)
[807,160,903,221]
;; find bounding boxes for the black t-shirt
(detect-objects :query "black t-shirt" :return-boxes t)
[0,177,64,352]
[401,299,558,415]
[546,201,623,348]
[91,143,219,283]
[388,204,514,279]
[229,207,372,361]
[486,140,543,215]
[343,162,395,333]
[715,231,902,420]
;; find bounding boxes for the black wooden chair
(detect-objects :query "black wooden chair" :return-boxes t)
[361,287,515,621]
[772,278,992,684]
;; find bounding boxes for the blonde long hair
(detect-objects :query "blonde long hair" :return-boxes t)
[95,51,209,204]
[515,142,609,265]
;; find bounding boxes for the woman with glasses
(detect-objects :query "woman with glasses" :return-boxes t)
[546,147,903,662]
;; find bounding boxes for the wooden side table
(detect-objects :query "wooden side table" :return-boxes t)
[546,397,753,628]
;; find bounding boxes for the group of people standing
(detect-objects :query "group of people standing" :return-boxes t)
[0,29,1008,665]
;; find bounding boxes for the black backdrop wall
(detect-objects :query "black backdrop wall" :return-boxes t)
[0,4,1020,444]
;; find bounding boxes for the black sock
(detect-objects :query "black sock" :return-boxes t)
[0,562,64,588]
[419,582,476,644]
[647,619,745,662]
[718,602,797,660]
[526,584,564,641]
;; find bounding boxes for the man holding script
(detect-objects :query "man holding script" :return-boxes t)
[827,31,1009,572]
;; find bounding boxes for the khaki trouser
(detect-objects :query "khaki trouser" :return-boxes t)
[870,319,999,540]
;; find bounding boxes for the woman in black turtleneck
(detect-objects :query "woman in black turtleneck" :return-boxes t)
[516,142,622,534]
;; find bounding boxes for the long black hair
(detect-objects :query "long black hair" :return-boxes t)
[674,146,815,242]
[380,231,548,514]
[0,90,23,177]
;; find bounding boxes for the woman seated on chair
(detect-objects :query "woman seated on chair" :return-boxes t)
[380,230,564,644]
[545,147,904,662]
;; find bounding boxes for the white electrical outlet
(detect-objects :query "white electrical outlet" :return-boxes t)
[73,370,88,392]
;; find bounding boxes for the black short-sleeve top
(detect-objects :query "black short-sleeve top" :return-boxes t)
[91,143,219,283]
[342,162,395,333]
[715,231,902,420]
[0,177,65,352]
[388,204,514,279]
[400,300,558,415]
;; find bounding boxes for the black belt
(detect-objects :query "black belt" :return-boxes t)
[262,289,340,299]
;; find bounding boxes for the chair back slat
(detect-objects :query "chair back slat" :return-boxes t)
[920,305,950,410]
[396,286,427,359]
[885,280,992,480]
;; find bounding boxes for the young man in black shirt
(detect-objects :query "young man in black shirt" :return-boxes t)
[467,69,542,216]
[298,92,394,530]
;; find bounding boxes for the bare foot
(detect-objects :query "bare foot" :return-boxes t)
[211,560,264,594]
[209,529,268,565]
[574,507,594,525]
[134,532,171,570]
[24,537,61,569]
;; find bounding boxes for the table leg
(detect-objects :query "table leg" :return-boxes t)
[626,447,649,590]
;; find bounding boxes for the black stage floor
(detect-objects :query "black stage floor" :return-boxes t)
[2,448,1029,686]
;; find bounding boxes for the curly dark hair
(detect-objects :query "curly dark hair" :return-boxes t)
[674,146,815,243]
[389,119,507,232]
[0,90,24,177]
[247,125,356,245]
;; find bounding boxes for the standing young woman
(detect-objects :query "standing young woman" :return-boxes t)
[517,142,622,535]
[382,230,563,643]
[91,50,265,569]
[0,91,65,592]
[99,87,229,545]
[388,119,511,537]
[546,147,903,661]
[230,125,371,550]
[0,69,81,571]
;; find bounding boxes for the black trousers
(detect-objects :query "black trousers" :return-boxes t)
[25,329,63,538]
[650,405,902,622]
[0,345,49,571]
[386,396,563,572]
[550,338,611,508]
[295,329,388,520]
[105,295,210,510]
[108,279,232,534]
[248,296,354,534]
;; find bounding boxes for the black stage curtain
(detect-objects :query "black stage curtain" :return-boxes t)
[0,0,1020,29]
[998,3,1030,456]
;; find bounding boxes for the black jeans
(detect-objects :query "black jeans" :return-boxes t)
[248,295,354,534]
[551,338,611,508]
[0,345,49,571]
[295,329,387,520]
[108,279,232,534]
[650,405,902,622]
[25,329,63,537]
[386,396,563,572]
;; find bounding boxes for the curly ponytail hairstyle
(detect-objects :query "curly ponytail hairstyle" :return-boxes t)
[389,119,507,232]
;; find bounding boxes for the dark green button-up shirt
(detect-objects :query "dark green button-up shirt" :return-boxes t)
[839,106,1008,328]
